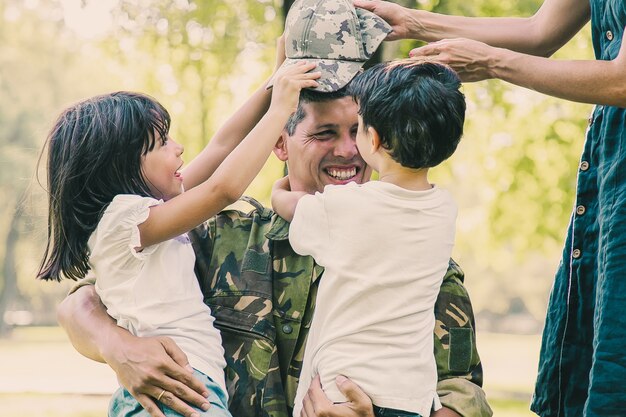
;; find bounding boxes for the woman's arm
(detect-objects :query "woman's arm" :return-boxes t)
[357,0,626,107]
[354,0,590,57]
[410,32,626,107]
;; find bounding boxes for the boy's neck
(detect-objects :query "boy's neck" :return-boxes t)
[377,163,431,191]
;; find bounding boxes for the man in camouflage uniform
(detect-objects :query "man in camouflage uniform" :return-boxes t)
[58,1,491,416]
[189,83,489,417]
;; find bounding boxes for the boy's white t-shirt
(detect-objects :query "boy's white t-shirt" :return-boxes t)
[88,194,226,394]
[290,181,457,417]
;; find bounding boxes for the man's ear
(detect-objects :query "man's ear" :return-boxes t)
[368,126,382,154]
[273,132,289,162]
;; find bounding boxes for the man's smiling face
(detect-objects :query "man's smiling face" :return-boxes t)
[274,96,371,194]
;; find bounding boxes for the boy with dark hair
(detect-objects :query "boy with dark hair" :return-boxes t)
[272,59,465,417]
[349,59,465,170]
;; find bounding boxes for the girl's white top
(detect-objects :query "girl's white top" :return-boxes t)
[89,194,226,394]
[290,181,456,417]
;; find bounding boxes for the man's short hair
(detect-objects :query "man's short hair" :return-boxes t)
[349,59,466,169]
[284,86,351,135]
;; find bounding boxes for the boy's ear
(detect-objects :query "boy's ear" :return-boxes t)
[273,133,289,162]
[368,126,382,154]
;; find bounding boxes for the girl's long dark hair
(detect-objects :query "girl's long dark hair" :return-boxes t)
[37,92,171,281]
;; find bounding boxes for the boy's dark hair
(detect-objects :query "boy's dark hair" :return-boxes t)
[37,91,171,281]
[284,85,351,135]
[349,59,465,169]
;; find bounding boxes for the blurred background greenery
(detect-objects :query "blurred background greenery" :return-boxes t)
[0,0,593,415]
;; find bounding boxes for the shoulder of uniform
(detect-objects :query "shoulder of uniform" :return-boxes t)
[443,258,465,285]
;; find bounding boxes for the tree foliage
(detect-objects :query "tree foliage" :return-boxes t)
[0,0,595,333]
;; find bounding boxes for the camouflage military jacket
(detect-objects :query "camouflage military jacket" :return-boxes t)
[190,197,491,417]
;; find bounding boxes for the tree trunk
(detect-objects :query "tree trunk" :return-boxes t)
[0,206,22,337]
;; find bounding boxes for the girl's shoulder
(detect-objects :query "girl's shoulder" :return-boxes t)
[98,194,162,232]
[107,194,162,214]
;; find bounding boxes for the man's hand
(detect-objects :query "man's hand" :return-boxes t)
[353,0,415,41]
[432,407,463,417]
[299,375,374,417]
[104,332,211,417]
[410,38,501,82]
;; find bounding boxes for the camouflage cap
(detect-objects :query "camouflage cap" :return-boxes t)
[268,0,391,92]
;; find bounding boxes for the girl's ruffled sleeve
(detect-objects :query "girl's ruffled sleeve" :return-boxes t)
[98,195,163,261]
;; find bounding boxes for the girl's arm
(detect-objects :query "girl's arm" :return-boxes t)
[182,36,287,189]
[139,62,320,247]
[271,176,308,222]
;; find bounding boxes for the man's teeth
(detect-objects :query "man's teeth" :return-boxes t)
[327,168,356,180]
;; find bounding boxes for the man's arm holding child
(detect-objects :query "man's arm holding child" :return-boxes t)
[57,285,210,417]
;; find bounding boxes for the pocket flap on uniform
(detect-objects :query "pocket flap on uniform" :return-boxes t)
[242,249,270,275]
[448,327,473,373]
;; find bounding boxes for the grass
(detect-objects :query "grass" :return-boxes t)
[0,393,108,417]
[0,327,542,416]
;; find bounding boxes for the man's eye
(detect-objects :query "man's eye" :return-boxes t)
[313,131,334,139]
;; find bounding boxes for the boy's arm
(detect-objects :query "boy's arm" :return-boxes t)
[182,36,287,190]
[433,260,492,417]
[58,284,213,417]
[271,176,308,222]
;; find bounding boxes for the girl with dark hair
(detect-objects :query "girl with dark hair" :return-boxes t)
[37,61,320,417]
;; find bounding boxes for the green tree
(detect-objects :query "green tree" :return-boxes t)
[0,0,134,333]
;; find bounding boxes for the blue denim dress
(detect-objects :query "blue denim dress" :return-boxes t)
[531,1,626,416]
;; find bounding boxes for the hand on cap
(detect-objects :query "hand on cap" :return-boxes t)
[353,0,412,41]
[269,62,321,116]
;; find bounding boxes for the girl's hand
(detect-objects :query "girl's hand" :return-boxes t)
[269,61,320,116]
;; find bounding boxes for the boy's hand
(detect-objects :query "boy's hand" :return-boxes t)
[353,0,412,41]
[269,61,320,116]
[300,375,374,417]
[271,176,307,223]
[272,175,291,193]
